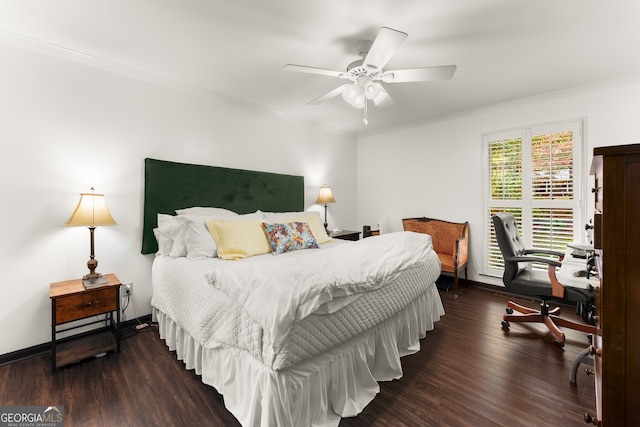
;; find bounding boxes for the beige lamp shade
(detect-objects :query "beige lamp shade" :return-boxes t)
[315,185,336,205]
[65,190,117,227]
[64,188,116,287]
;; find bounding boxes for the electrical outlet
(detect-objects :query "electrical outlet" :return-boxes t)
[123,281,133,296]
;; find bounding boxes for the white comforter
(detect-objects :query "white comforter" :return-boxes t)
[206,231,434,353]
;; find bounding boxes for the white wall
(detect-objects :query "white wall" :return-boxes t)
[357,75,640,286]
[0,42,357,355]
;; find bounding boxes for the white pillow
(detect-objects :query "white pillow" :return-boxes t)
[156,214,188,257]
[157,213,175,227]
[153,227,173,255]
[175,206,238,217]
[182,216,216,259]
[263,211,308,222]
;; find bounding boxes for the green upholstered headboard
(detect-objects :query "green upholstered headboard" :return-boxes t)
[141,158,305,254]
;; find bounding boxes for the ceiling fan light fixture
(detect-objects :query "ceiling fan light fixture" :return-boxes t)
[341,84,360,105]
[352,93,365,109]
[341,83,366,108]
[341,80,387,109]
[371,84,388,106]
[364,82,381,100]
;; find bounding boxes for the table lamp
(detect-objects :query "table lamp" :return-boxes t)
[315,185,336,233]
[64,188,117,288]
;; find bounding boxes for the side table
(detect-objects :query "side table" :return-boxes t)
[50,273,121,372]
[329,229,361,241]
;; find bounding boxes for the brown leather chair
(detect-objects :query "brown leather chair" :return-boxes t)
[401,218,468,290]
[492,213,595,346]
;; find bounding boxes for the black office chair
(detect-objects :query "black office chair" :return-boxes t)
[492,213,595,346]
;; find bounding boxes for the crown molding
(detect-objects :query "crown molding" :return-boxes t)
[0,28,354,137]
[0,27,215,97]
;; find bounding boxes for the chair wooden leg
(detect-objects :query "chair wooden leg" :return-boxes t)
[551,315,596,334]
[503,299,594,344]
[504,312,545,323]
[453,269,458,290]
[504,310,566,343]
[507,300,539,315]
[543,316,566,343]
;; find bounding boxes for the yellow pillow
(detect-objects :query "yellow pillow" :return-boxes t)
[284,214,332,244]
[205,218,272,260]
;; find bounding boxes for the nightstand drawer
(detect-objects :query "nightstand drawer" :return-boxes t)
[55,287,118,324]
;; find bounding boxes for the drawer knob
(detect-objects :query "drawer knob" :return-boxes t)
[85,301,93,308]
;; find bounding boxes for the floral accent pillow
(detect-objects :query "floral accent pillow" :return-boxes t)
[262,222,319,255]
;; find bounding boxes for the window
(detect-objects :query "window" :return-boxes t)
[482,120,586,277]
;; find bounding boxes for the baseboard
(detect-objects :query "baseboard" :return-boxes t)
[0,314,153,367]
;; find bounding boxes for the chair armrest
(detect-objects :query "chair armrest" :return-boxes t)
[523,248,564,258]
[547,265,565,299]
[503,255,562,267]
[453,228,469,267]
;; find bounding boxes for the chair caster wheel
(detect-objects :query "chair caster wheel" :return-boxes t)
[505,308,514,315]
[501,320,510,329]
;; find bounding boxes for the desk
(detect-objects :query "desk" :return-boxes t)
[556,248,599,290]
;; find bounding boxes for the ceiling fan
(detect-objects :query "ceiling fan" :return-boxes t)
[283,27,457,125]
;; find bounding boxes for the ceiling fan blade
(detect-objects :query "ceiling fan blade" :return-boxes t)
[381,65,457,83]
[363,27,408,70]
[307,84,351,105]
[282,64,345,78]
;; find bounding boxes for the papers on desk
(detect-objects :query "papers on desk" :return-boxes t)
[567,243,595,259]
[557,246,599,289]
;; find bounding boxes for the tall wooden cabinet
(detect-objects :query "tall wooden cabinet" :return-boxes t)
[589,143,640,426]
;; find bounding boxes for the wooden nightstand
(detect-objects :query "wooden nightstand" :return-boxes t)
[329,229,361,241]
[50,274,121,372]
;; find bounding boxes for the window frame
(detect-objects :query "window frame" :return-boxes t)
[481,118,588,281]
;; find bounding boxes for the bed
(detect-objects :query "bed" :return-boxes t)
[142,158,444,427]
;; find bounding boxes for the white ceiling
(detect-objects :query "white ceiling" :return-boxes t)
[1,0,640,135]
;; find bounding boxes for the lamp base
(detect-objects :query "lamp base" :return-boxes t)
[83,274,109,289]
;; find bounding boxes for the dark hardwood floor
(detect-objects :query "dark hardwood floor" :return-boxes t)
[0,285,596,426]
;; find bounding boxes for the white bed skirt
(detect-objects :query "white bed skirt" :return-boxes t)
[153,284,444,427]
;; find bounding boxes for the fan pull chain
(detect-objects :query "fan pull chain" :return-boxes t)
[363,99,369,126]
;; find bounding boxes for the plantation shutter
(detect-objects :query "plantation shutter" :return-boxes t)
[483,121,584,277]
[487,137,523,270]
[530,131,575,254]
